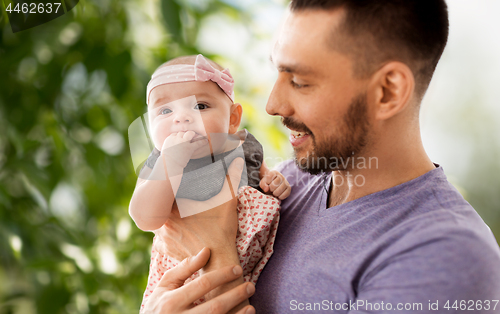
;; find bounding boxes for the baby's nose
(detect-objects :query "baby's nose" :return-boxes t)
[174,111,193,124]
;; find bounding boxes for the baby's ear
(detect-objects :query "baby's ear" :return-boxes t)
[229,103,243,134]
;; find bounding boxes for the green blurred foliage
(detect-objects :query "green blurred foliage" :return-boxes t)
[1,1,499,313]
[0,0,253,313]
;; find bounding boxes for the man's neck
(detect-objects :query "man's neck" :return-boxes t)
[327,137,435,209]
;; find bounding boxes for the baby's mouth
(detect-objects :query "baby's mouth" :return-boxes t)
[190,133,208,143]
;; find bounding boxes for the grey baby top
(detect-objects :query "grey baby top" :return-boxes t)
[143,130,263,201]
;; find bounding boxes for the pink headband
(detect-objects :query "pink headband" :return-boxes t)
[146,54,235,104]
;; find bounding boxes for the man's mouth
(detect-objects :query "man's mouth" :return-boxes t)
[281,117,312,138]
[290,130,311,139]
[288,129,312,147]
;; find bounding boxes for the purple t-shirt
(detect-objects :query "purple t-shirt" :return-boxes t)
[250,161,500,313]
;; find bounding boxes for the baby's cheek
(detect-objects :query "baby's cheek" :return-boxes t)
[150,123,169,150]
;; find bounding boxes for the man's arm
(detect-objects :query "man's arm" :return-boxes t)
[154,215,249,312]
[199,241,249,312]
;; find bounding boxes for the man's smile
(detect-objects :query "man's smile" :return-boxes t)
[289,130,311,147]
[281,117,313,147]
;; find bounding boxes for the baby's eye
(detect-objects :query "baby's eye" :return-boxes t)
[159,108,172,115]
[194,103,208,110]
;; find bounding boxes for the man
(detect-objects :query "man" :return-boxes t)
[145,0,500,313]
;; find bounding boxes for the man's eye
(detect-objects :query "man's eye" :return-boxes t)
[159,108,172,115]
[291,80,306,88]
[194,103,208,110]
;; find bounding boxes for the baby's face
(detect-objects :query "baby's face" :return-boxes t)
[148,81,237,158]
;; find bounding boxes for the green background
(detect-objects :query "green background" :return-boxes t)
[0,0,499,313]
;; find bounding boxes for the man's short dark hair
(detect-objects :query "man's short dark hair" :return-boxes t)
[290,0,449,98]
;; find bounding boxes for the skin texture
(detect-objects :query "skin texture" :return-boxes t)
[151,6,437,312]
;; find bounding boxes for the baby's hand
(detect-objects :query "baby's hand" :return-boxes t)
[161,131,208,173]
[259,169,291,200]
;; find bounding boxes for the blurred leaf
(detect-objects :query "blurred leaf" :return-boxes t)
[161,0,183,43]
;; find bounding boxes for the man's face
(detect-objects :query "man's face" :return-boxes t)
[268,9,371,174]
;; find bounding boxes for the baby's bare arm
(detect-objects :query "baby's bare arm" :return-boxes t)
[129,157,182,231]
[129,131,208,231]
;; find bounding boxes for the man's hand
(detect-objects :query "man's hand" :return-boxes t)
[144,247,255,314]
[260,169,291,200]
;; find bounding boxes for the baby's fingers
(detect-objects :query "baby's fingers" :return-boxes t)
[180,130,196,141]
[268,173,285,192]
[275,183,291,200]
[271,181,287,197]
[259,170,277,192]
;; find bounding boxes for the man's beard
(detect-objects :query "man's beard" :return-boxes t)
[283,92,370,175]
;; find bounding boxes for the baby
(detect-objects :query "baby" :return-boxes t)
[129,54,291,311]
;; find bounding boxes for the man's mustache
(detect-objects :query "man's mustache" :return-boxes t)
[281,117,312,134]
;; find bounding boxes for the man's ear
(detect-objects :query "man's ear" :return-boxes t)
[229,103,243,134]
[369,61,415,121]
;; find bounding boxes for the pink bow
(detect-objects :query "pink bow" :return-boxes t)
[194,55,235,102]
[146,54,236,104]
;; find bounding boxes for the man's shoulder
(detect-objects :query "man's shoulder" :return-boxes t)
[361,181,500,300]
[374,179,500,278]
[373,218,500,295]
[380,169,499,255]
[394,213,500,257]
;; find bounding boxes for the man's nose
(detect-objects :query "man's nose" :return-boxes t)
[266,74,294,117]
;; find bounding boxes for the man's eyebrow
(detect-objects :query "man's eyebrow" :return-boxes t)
[269,55,315,75]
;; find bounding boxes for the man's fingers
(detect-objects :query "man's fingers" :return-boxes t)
[190,281,255,314]
[157,247,210,290]
[177,264,246,310]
